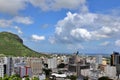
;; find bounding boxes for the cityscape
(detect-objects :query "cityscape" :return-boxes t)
[0,0,120,80]
[0,51,119,80]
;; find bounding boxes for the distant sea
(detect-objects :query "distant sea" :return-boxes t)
[79,53,110,57]
[51,52,111,57]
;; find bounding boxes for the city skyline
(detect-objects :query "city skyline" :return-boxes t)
[0,0,120,53]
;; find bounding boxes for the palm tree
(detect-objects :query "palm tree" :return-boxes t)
[43,68,52,78]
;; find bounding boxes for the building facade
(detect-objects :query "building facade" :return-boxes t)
[111,52,120,66]
[25,57,43,76]
[47,57,57,69]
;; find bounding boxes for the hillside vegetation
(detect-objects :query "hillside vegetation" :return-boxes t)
[0,32,47,57]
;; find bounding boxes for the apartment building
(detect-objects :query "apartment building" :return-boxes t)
[25,57,43,76]
[47,57,57,69]
[0,57,13,77]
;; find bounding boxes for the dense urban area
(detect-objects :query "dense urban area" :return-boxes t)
[0,51,119,80]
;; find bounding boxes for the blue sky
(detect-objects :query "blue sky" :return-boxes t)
[0,0,120,54]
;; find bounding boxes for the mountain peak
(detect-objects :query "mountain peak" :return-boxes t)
[0,31,47,57]
[0,31,23,43]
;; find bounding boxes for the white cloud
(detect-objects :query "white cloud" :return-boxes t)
[32,34,45,41]
[14,26,23,34]
[0,16,33,28]
[67,44,84,50]
[29,0,87,11]
[49,36,56,44]
[0,0,88,14]
[0,19,12,28]
[115,40,120,47]
[0,0,27,14]
[13,16,33,25]
[71,28,91,41]
[53,11,120,44]
[100,41,110,46]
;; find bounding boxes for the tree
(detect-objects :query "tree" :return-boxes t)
[10,77,21,80]
[32,77,39,80]
[57,63,65,68]
[84,76,89,80]
[8,74,21,80]
[58,71,63,74]
[98,76,108,80]
[2,77,9,80]
[43,68,52,77]
[0,77,2,80]
[69,75,77,80]
[25,77,30,80]
[98,76,113,80]
[2,75,9,80]
[44,63,48,68]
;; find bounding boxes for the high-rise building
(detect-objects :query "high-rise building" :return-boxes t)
[25,57,43,76]
[111,52,120,66]
[0,57,13,77]
[6,57,13,76]
[47,57,57,69]
[0,64,6,77]
[68,53,90,77]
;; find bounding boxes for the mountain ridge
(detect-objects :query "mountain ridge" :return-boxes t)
[0,31,47,57]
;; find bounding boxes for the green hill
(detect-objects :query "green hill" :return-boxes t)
[0,31,47,57]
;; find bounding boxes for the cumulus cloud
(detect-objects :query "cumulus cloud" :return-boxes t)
[29,0,87,11]
[0,19,12,28]
[53,11,120,44]
[115,40,120,47]
[0,16,33,35]
[0,0,87,14]
[0,16,33,28]
[71,28,91,41]
[14,26,23,34]
[13,16,33,25]
[0,0,27,14]
[32,34,45,41]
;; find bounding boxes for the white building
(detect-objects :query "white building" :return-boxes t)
[0,57,13,77]
[96,55,102,64]
[104,65,117,79]
[86,57,96,64]
[39,74,46,80]
[12,57,26,64]
[48,57,57,69]
[0,64,5,77]
[61,56,69,64]
[81,69,91,77]
[6,57,13,76]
